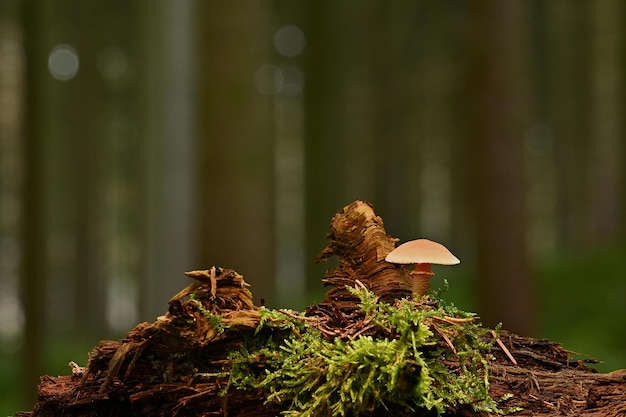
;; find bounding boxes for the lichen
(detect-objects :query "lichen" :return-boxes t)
[224,282,509,416]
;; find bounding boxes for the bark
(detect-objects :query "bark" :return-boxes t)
[16,201,626,417]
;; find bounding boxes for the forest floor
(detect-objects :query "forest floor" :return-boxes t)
[16,201,626,417]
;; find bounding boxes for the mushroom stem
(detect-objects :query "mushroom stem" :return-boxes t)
[411,263,434,297]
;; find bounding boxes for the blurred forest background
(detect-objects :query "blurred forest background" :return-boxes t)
[1,0,625,414]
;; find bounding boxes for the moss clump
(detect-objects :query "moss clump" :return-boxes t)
[225,282,506,416]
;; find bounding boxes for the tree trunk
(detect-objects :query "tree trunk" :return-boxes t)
[543,1,592,247]
[196,1,275,306]
[19,0,48,408]
[464,1,534,335]
[588,0,623,242]
[303,2,355,296]
[136,0,198,322]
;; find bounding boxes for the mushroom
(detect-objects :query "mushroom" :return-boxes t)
[385,238,460,298]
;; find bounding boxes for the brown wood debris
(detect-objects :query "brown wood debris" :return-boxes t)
[315,200,413,306]
[16,200,626,417]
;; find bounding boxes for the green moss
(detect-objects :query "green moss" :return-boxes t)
[225,284,511,416]
[189,297,228,334]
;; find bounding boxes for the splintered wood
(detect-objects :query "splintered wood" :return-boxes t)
[316,200,413,306]
[16,200,626,417]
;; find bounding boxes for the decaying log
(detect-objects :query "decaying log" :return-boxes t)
[16,201,626,417]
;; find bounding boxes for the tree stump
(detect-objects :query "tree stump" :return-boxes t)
[16,201,626,417]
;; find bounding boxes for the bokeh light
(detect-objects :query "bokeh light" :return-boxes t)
[274,25,305,58]
[48,44,79,81]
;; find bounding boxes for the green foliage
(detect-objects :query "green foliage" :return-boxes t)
[256,308,310,335]
[227,284,509,416]
[537,242,626,372]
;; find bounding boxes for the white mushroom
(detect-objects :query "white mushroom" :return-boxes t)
[385,239,460,298]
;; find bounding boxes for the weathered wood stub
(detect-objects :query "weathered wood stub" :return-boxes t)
[16,201,626,417]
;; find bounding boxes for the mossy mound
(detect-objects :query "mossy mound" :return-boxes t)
[20,201,616,417]
[226,283,507,416]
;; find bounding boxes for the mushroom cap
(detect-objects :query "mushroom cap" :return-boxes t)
[385,239,460,265]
